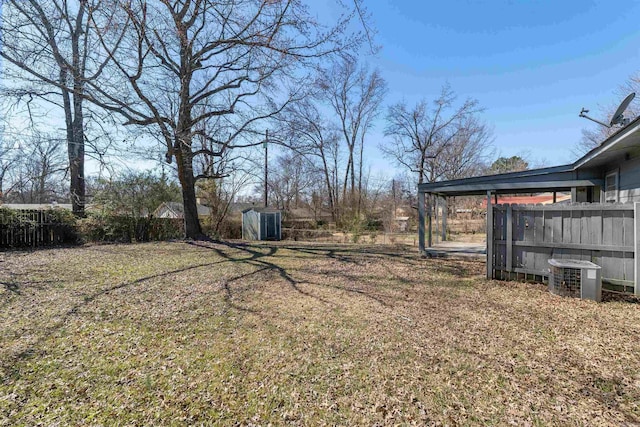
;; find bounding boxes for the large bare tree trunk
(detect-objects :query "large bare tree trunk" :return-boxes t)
[61,68,86,216]
[70,92,86,216]
[175,140,203,239]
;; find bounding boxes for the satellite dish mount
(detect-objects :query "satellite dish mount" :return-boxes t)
[579,92,635,129]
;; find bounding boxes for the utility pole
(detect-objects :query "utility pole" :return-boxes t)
[391,179,396,232]
[264,129,268,207]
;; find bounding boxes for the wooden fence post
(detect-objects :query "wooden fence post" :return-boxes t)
[635,202,640,296]
[506,204,513,273]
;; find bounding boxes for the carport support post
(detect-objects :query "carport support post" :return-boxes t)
[486,191,493,279]
[441,196,447,242]
[434,196,439,244]
[418,191,425,253]
[635,202,640,296]
[427,194,433,248]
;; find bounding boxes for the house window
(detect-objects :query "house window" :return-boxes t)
[605,170,619,203]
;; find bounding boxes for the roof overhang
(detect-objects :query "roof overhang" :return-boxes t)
[424,179,603,197]
[574,117,640,169]
[418,115,640,196]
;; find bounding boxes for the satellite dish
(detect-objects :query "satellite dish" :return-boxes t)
[579,92,636,128]
[610,92,635,127]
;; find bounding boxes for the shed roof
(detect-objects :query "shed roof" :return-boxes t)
[419,116,640,196]
[241,207,281,214]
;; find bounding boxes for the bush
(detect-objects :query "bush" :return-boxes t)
[77,214,183,243]
[45,208,80,243]
[201,217,242,240]
[281,228,332,241]
[148,217,185,241]
[364,219,383,231]
[281,219,318,230]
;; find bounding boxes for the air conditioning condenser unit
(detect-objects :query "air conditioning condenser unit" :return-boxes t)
[548,259,602,302]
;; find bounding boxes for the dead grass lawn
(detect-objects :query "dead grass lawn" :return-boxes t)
[1,241,639,426]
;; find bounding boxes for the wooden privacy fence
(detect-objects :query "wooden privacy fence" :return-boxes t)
[0,209,76,249]
[490,203,638,293]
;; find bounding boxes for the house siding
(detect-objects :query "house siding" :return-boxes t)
[618,155,640,203]
[590,155,640,203]
[570,156,640,203]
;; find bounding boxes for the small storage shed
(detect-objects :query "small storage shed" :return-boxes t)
[242,207,281,241]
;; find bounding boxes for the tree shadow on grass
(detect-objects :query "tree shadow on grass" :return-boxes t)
[187,241,334,306]
[220,266,272,314]
[276,243,481,287]
[0,256,237,382]
[189,241,411,309]
[1,280,20,294]
[0,241,485,384]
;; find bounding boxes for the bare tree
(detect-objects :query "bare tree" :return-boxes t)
[1,0,128,215]
[433,116,494,181]
[277,98,342,222]
[576,73,640,154]
[318,57,387,215]
[267,151,320,212]
[382,84,483,184]
[76,0,366,239]
[194,133,253,238]
[5,134,67,203]
[0,138,22,202]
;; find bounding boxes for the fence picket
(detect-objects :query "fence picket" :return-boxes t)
[492,203,635,291]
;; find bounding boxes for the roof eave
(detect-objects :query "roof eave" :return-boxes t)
[425,179,603,196]
[572,116,640,170]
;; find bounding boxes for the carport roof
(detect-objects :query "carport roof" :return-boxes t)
[418,115,640,196]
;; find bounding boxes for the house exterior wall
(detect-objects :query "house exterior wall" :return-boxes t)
[616,155,640,203]
[155,206,179,219]
[570,156,640,204]
[577,155,640,203]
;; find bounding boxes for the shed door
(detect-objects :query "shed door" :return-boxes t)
[265,213,278,239]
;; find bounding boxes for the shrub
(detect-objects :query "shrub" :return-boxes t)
[281,228,332,241]
[77,214,183,243]
[201,216,242,240]
[364,219,383,231]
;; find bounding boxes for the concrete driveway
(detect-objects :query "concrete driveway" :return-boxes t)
[424,241,486,260]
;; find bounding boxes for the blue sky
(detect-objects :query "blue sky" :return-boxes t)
[362,0,640,173]
[3,1,638,183]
